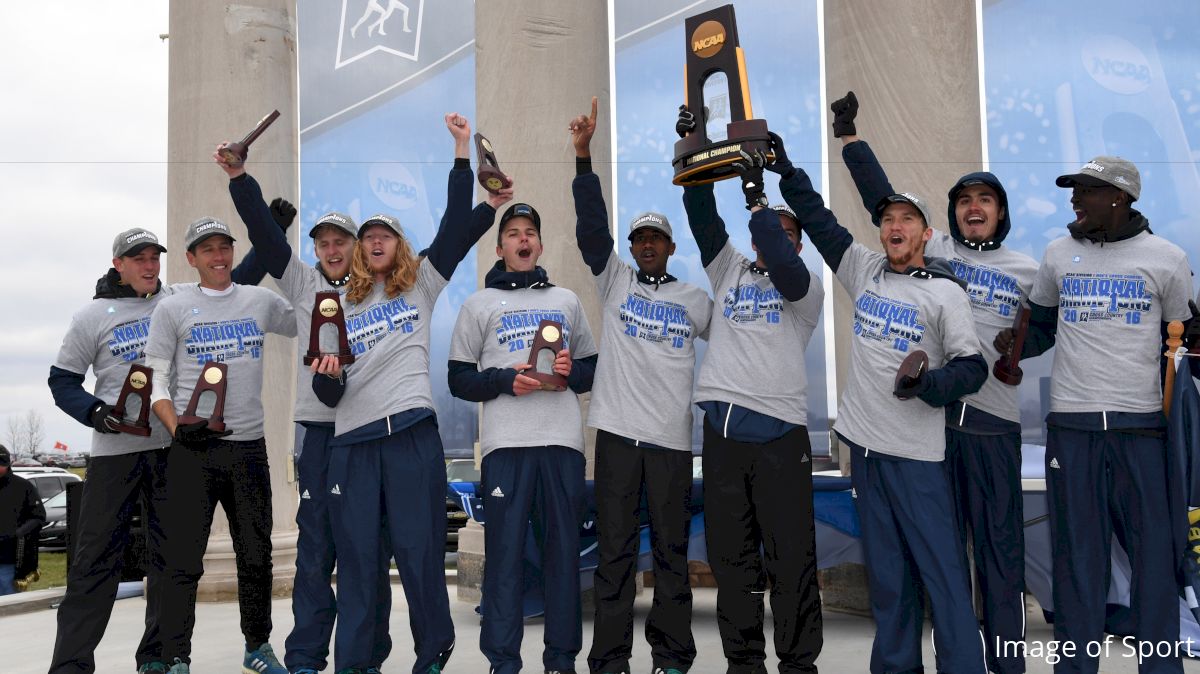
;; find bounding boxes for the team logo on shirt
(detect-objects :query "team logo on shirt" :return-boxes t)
[853,290,926,352]
[185,318,267,364]
[618,294,693,349]
[948,259,1022,317]
[108,316,152,362]
[494,310,570,353]
[1058,273,1151,324]
[344,295,420,355]
[720,283,783,325]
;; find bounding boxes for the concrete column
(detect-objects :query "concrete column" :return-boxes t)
[167,0,299,600]
[459,0,614,602]
[822,0,984,611]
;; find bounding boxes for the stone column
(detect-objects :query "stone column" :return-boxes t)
[459,0,614,602]
[822,0,985,612]
[167,0,299,599]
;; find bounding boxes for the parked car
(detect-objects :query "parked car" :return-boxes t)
[11,457,43,468]
[14,466,82,501]
[445,459,480,551]
[39,490,69,550]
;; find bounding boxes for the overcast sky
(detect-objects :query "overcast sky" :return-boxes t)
[0,4,169,454]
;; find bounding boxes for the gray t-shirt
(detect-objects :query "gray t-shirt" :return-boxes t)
[54,294,175,456]
[448,285,598,456]
[277,256,343,424]
[833,243,982,461]
[587,251,712,451]
[333,258,448,436]
[145,284,295,441]
[693,241,823,425]
[926,232,1039,423]
[1029,230,1193,414]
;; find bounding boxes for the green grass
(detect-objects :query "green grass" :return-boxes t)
[24,550,67,591]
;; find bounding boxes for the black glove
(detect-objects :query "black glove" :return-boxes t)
[269,197,297,232]
[675,105,697,138]
[732,149,769,210]
[893,370,930,400]
[88,402,121,434]
[173,419,230,446]
[765,131,794,176]
[830,91,859,138]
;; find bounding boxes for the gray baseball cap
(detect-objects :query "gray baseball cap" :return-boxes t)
[183,217,237,251]
[627,212,672,241]
[1055,156,1141,201]
[359,213,403,238]
[875,192,933,226]
[309,211,359,239]
[112,228,167,258]
[770,204,798,224]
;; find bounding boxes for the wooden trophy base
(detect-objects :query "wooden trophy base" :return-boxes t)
[893,350,929,400]
[672,119,774,186]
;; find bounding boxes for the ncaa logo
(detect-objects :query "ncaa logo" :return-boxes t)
[1081,36,1152,95]
[368,162,420,211]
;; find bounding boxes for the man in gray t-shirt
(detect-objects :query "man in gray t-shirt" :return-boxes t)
[569,99,711,674]
[999,156,1193,672]
[775,116,988,670]
[676,105,824,673]
[46,226,271,674]
[145,217,295,674]
[829,92,1039,673]
[448,201,598,674]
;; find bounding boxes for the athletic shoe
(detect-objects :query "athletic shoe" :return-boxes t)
[243,644,288,674]
[167,660,190,674]
[293,669,319,674]
[653,669,684,674]
[137,664,168,674]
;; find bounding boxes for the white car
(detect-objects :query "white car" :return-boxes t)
[13,466,82,501]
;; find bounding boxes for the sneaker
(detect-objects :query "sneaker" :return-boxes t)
[653,669,684,674]
[293,669,320,674]
[168,660,191,674]
[242,644,288,674]
[137,664,168,674]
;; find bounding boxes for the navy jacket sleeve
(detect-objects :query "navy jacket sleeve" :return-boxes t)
[842,140,896,226]
[681,184,729,268]
[573,162,613,277]
[426,160,492,280]
[917,353,988,408]
[231,247,269,287]
[776,168,853,273]
[567,354,598,394]
[312,373,345,407]
[447,360,518,402]
[1022,301,1058,359]
[228,173,293,279]
[748,207,811,301]
[47,366,102,427]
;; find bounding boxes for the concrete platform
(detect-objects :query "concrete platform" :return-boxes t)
[4,586,1197,672]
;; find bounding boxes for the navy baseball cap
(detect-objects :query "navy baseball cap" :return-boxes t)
[499,203,541,235]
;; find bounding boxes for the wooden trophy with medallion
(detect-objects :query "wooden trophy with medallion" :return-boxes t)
[110,364,153,436]
[303,291,355,366]
[474,132,513,195]
[672,4,774,186]
[993,305,1031,385]
[893,350,930,400]
[218,110,281,168]
[527,319,567,392]
[177,362,228,432]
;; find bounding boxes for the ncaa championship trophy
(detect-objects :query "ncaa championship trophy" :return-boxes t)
[177,362,229,432]
[217,109,281,168]
[527,319,567,391]
[474,132,513,195]
[303,291,355,366]
[672,4,773,186]
[110,364,154,436]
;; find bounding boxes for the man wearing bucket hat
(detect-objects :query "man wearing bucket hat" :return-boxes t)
[829,91,1039,674]
[568,97,712,674]
[743,116,989,669]
[675,107,826,673]
[145,216,296,674]
[46,223,275,674]
[996,155,1194,672]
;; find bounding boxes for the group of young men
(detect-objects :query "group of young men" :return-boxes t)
[40,90,1198,674]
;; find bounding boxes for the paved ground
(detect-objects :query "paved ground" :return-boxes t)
[5,586,1198,672]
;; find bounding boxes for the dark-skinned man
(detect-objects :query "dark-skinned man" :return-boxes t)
[676,106,824,674]
[996,157,1193,673]
[570,97,712,674]
[830,91,1038,674]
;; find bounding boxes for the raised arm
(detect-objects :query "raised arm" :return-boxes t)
[425,113,514,279]
[569,96,613,276]
[829,91,895,225]
[675,105,729,267]
[216,147,296,280]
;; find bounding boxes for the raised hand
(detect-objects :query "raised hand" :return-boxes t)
[830,91,859,138]
[213,143,246,179]
[675,104,697,138]
[568,96,599,157]
[732,149,769,211]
